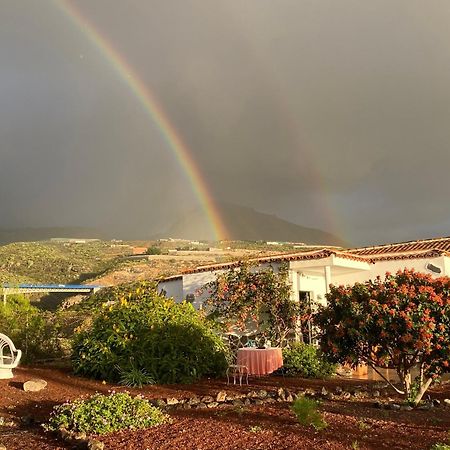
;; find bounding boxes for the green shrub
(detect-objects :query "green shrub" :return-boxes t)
[0,295,63,362]
[431,445,450,450]
[282,342,336,378]
[146,246,162,255]
[72,285,228,384]
[45,392,168,434]
[291,396,327,430]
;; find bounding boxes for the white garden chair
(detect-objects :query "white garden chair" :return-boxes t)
[0,333,22,379]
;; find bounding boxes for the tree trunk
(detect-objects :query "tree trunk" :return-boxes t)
[413,377,433,405]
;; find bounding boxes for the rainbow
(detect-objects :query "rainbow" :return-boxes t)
[53,0,228,241]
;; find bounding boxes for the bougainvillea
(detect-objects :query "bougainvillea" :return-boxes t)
[200,263,299,347]
[315,269,450,404]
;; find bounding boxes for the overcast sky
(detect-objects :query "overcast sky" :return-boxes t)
[1,0,450,245]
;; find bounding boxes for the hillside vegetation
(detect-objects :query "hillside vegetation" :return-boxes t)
[0,241,129,284]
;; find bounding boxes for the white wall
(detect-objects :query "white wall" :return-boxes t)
[157,278,183,302]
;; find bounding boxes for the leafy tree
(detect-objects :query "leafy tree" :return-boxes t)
[316,269,450,404]
[201,263,299,347]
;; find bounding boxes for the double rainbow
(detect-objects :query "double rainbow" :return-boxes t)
[54,0,228,241]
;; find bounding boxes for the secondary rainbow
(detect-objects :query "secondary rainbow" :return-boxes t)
[53,0,228,241]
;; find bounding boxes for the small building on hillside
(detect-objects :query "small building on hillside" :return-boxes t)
[157,236,450,309]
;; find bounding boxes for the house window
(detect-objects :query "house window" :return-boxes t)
[186,293,195,303]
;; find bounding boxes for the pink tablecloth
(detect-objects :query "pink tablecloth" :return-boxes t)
[236,348,283,375]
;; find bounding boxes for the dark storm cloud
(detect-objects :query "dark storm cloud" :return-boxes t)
[1,0,450,244]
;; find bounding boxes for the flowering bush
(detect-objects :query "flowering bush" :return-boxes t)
[316,269,450,404]
[72,284,228,384]
[45,392,168,434]
[201,263,298,347]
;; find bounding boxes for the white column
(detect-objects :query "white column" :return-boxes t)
[324,265,332,295]
[289,269,299,302]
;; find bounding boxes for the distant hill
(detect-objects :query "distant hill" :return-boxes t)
[164,204,348,246]
[0,227,104,244]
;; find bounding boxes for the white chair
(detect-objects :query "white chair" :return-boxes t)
[0,333,22,379]
[226,364,249,386]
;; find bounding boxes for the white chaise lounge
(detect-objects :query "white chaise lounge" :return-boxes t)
[0,333,22,379]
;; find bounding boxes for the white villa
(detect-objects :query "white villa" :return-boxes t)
[157,236,450,309]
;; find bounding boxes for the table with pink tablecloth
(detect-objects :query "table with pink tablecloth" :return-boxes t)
[236,348,283,376]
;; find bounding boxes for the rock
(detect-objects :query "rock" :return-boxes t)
[0,417,4,426]
[232,400,244,407]
[196,402,207,409]
[257,390,268,399]
[390,404,401,411]
[166,397,179,406]
[216,391,227,402]
[88,440,105,450]
[183,403,192,409]
[201,396,214,403]
[188,396,200,406]
[335,386,343,395]
[286,393,294,402]
[417,403,433,411]
[73,432,87,441]
[433,399,441,407]
[207,402,219,408]
[321,387,328,397]
[20,416,34,426]
[59,429,73,442]
[243,398,251,406]
[443,398,450,406]
[277,387,286,400]
[155,399,166,408]
[23,379,47,392]
[265,397,276,403]
[247,391,259,398]
[253,399,263,405]
[0,443,5,450]
[372,390,380,398]
[373,401,384,409]
[342,391,351,400]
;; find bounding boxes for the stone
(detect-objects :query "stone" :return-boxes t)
[59,429,73,442]
[433,399,441,407]
[257,390,268,399]
[232,400,244,407]
[335,386,343,395]
[23,379,47,392]
[265,397,276,403]
[166,397,179,406]
[216,391,227,402]
[201,396,214,403]
[321,387,328,397]
[88,440,105,450]
[247,391,259,398]
[244,398,251,406]
[372,390,380,398]
[196,402,207,409]
[155,399,166,408]
[253,399,263,405]
[277,387,286,400]
[390,404,401,411]
[73,432,87,441]
[0,443,5,450]
[443,399,450,406]
[400,405,413,411]
[188,396,200,406]
[342,391,351,400]
[20,416,34,426]
[417,403,432,411]
[286,393,294,402]
[183,403,192,409]
[207,402,219,408]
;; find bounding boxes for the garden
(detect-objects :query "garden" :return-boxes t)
[1,268,450,449]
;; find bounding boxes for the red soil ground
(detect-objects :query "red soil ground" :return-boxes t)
[1,366,450,450]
